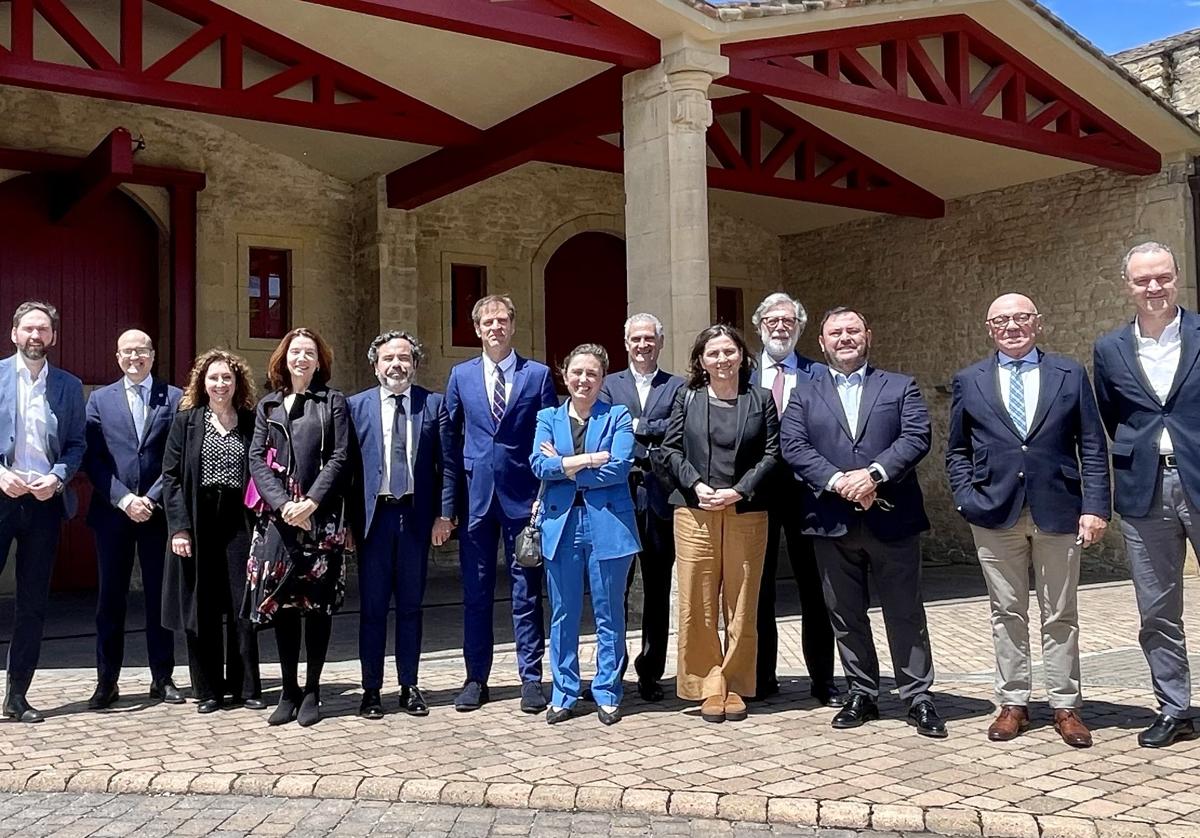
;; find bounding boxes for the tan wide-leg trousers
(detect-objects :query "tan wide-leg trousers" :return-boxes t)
[674,506,768,701]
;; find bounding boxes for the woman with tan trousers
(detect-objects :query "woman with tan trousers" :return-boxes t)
[662,324,780,723]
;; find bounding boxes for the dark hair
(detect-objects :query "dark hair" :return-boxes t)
[266,327,334,393]
[180,349,256,411]
[367,330,425,369]
[12,300,59,333]
[686,324,755,390]
[559,343,609,382]
[819,306,871,333]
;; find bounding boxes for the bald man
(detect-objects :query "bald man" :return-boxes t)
[83,330,183,709]
[946,294,1109,747]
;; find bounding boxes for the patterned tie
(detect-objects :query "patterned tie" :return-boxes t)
[131,383,147,442]
[771,363,786,414]
[492,364,507,426]
[389,394,409,497]
[1007,360,1027,437]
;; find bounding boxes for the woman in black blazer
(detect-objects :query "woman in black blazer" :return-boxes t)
[162,349,262,713]
[662,324,779,724]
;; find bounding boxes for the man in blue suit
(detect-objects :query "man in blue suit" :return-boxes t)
[1094,242,1200,748]
[348,330,453,719]
[0,301,86,723]
[947,294,1108,748]
[444,295,557,712]
[749,292,839,707]
[84,329,184,710]
[598,313,683,702]
[781,306,945,737]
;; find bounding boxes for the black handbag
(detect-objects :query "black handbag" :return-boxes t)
[514,482,546,569]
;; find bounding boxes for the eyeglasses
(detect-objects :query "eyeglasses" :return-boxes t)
[763,316,797,328]
[116,349,153,359]
[985,313,1038,328]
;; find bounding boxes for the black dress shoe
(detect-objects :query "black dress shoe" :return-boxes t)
[1138,714,1197,748]
[520,682,548,714]
[454,681,489,712]
[297,691,321,727]
[400,685,429,717]
[831,694,879,729]
[581,687,594,703]
[3,694,44,723]
[150,679,185,705]
[268,694,300,726]
[636,680,664,702]
[749,678,780,702]
[597,705,622,726]
[360,689,385,720]
[196,698,222,714]
[88,682,120,710]
[812,685,846,708]
[243,697,268,711]
[546,705,574,725]
[907,701,948,738]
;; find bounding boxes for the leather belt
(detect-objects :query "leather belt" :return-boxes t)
[1163,454,1179,469]
[377,494,413,506]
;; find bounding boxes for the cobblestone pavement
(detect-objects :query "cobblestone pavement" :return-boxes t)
[2,579,1200,837]
[0,792,919,837]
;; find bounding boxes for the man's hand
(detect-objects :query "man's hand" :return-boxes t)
[432,517,455,547]
[855,489,878,510]
[836,469,876,504]
[1077,514,1107,548]
[28,474,61,502]
[0,470,30,499]
[125,496,154,523]
[171,531,192,557]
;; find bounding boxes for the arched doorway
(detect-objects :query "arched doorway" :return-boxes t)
[543,232,628,389]
[0,173,161,590]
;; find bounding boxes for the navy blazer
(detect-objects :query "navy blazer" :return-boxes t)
[347,385,452,539]
[751,351,825,502]
[84,377,183,530]
[946,351,1110,534]
[781,365,931,541]
[1094,308,1200,518]
[444,354,558,525]
[0,354,87,519]
[598,367,685,518]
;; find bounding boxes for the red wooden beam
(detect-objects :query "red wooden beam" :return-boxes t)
[299,0,660,69]
[387,68,625,209]
[0,144,207,191]
[52,127,136,225]
[723,15,1161,175]
[0,0,478,147]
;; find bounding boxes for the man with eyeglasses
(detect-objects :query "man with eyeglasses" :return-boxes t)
[747,293,838,707]
[781,306,944,737]
[82,330,183,710]
[1094,242,1200,748]
[947,294,1108,747]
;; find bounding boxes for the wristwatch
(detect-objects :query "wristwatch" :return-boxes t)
[867,465,885,485]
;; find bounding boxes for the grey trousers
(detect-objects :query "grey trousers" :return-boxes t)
[813,522,936,705]
[1120,466,1199,718]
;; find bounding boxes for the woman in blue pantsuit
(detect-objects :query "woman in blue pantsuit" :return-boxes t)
[531,343,640,725]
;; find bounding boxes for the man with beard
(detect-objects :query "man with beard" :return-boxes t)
[748,293,839,706]
[598,313,684,702]
[0,301,86,722]
[781,307,944,737]
[348,330,454,719]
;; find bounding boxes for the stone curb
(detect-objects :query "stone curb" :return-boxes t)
[0,768,1193,837]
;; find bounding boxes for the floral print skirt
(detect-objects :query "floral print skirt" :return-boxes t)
[243,505,350,625]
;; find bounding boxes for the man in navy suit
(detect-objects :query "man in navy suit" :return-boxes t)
[1094,242,1200,748]
[781,306,945,737]
[84,330,184,710]
[0,301,86,723]
[444,295,557,712]
[598,313,683,702]
[349,330,453,719]
[947,294,1108,748]
[749,292,839,706]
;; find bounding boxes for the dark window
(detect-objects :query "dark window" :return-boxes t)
[715,286,744,329]
[248,247,291,340]
[451,263,487,348]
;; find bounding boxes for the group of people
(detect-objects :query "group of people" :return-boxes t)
[0,239,1196,750]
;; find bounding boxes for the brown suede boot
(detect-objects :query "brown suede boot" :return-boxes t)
[987,705,1029,741]
[725,692,748,722]
[700,695,725,723]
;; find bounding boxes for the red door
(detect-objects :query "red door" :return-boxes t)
[543,232,628,390]
[0,173,161,590]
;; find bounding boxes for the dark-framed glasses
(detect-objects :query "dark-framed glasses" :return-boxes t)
[985,312,1038,328]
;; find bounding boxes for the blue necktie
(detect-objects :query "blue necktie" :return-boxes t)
[1007,360,1027,437]
[389,394,409,497]
[131,384,147,441]
[491,365,506,426]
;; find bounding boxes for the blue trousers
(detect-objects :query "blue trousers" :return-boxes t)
[460,496,544,684]
[359,499,429,689]
[545,508,634,709]
[0,495,64,694]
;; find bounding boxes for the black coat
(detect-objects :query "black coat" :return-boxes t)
[160,406,256,634]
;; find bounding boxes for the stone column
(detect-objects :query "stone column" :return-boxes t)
[623,38,729,375]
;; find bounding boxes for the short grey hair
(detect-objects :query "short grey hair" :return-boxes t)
[1123,241,1178,280]
[624,313,663,340]
[367,330,425,368]
[751,292,808,334]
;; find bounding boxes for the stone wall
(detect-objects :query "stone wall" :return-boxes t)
[1116,28,1200,119]
[779,164,1195,570]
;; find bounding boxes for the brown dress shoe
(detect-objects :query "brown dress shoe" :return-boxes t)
[987,705,1029,741]
[1054,709,1093,748]
[725,692,748,722]
[700,695,725,723]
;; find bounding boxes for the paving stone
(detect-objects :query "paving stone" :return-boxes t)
[717,795,767,823]
[0,770,38,792]
[980,811,1039,838]
[312,775,362,799]
[622,787,671,815]
[273,775,319,798]
[528,785,577,811]
[357,777,404,802]
[1095,823,1157,838]
[870,804,924,832]
[483,782,532,808]
[230,774,278,797]
[670,791,720,819]
[189,773,237,794]
[107,771,157,795]
[819,801,870,830]
[575,786,624,812]
[439,781,487,807]
[26,771,73,793]
[400,780,447,804]
[767,798,819,827]
[147,773,196,795]
[925,807,982,837]
[1039,815,1101,838]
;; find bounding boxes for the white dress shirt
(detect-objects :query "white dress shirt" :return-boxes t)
[825,364,888,490]
[379,386,416,498]
[759,351,799,408]
[1135,308,1182,455]
[12,361,51,481]
[482,350,516,408]
[997,348,1041,423]
[630,367,658,435]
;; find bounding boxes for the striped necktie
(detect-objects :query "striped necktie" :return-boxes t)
[1006,360,1027,436]
[491,364,506,426]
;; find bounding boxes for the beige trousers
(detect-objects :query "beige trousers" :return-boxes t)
[970,509,1083,709]
[674,507,768,701]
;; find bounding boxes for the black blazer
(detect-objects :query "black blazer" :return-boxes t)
[599,368,686,518]
[661,383,780,513]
